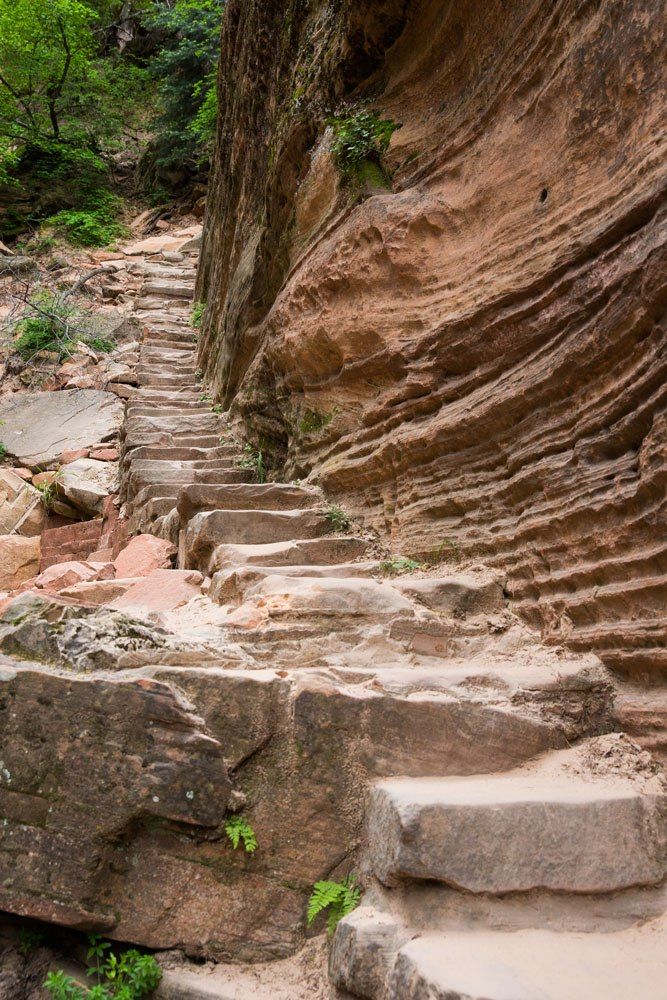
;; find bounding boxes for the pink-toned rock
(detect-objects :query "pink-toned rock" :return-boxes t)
[109,569,202,613]
[113,534,176,578]
[60,449,89,465]
[39,519,104,571]
[0,535,40,590]
[32,470,59,489]
[0,469,44,537]
[224,602,270,630]
[32,560,115,593]
[58,578,143,605]
[11,468,32,482]
[89,447,119,462]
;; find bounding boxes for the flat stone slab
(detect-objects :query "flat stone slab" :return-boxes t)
[109,568,203,613]
[387,926,667,1000]
[368,739,667,893]
[0,390,124,468]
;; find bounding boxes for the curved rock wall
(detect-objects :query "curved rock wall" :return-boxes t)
[198,0,667,678]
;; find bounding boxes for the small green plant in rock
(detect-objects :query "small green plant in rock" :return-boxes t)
[224,815,258,854]
[379,556,423,576]
[211,403,223,414]
[307,876,361,936]
[34,473,62,513]
[43,970,84,1000]
[299,408,334,436]
[44,934,162,1000]
[329,109,399,185]
[237,444,266,484]
[425,538,461,565]
[18,926,45,955]
[0,441,7,460]
[326,504,351,532]
[191,301,206,328]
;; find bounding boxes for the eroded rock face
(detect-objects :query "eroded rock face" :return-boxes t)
[198,0,667,677]
[0,662,230,932]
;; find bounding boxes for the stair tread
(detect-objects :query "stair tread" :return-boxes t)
[368,739,667,894]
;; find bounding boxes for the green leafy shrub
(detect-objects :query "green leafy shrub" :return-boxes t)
[307,876,361,936]
[13,291,116,361]
[191,301,206,328]
[325,504,351,532]
[329,110,399,184]
[225,815,258,853]
[44,935,162,1000]
[0,441,7,460]
[45,192,126,248]
[379,557,423,576]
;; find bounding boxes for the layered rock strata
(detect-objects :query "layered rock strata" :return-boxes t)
[197,0,667,679]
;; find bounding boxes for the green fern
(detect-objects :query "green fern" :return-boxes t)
[307,876,361,936]
[224,815,258,853]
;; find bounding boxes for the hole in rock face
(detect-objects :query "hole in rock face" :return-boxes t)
[539,187,549,203]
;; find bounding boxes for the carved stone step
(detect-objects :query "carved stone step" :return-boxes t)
[209,563,390,604]
[182,508,332,571]
[367,743,667,894]
[176,482,323,522]
[385,926,665,1000]
[210,536,368,571]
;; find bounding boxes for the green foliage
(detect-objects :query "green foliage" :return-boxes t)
[0,441,7,460]
[307,876,361,936]
[379,556,423,576]
[45,191,126,247]
[325,504,351,533]
[299,408,334,436]
[12,290,116,360]
[211,403,223,414]
[44,970,85,1000]
[18,926,45,955]
[329,110,399,184]
[224,815,258,854]
[191,301,206,328]
[44,935,162,1000]
[141,0,223,172]
[237,444,266,484]
[34,473,62,512]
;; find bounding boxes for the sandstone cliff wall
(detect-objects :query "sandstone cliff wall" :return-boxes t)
[198,0,667,678]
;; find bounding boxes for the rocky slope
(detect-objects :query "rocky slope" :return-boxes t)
[197,0,666,681]
[0,224,664,999]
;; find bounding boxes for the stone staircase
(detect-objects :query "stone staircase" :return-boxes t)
[111,247,667,998]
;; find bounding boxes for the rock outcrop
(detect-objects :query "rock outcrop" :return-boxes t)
[197,0,666,679]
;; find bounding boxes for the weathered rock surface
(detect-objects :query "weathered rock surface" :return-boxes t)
[113,534,176,577]
[0,391,124,468]
[0,664,230,931]
[59,458,119,515]
[0,595,224,671]
[0,536,40,591]
[0,470,43,537]
[367,744,667,893]
[197,0,666,676]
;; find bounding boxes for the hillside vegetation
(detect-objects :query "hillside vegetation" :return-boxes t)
[0,0,223,243]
